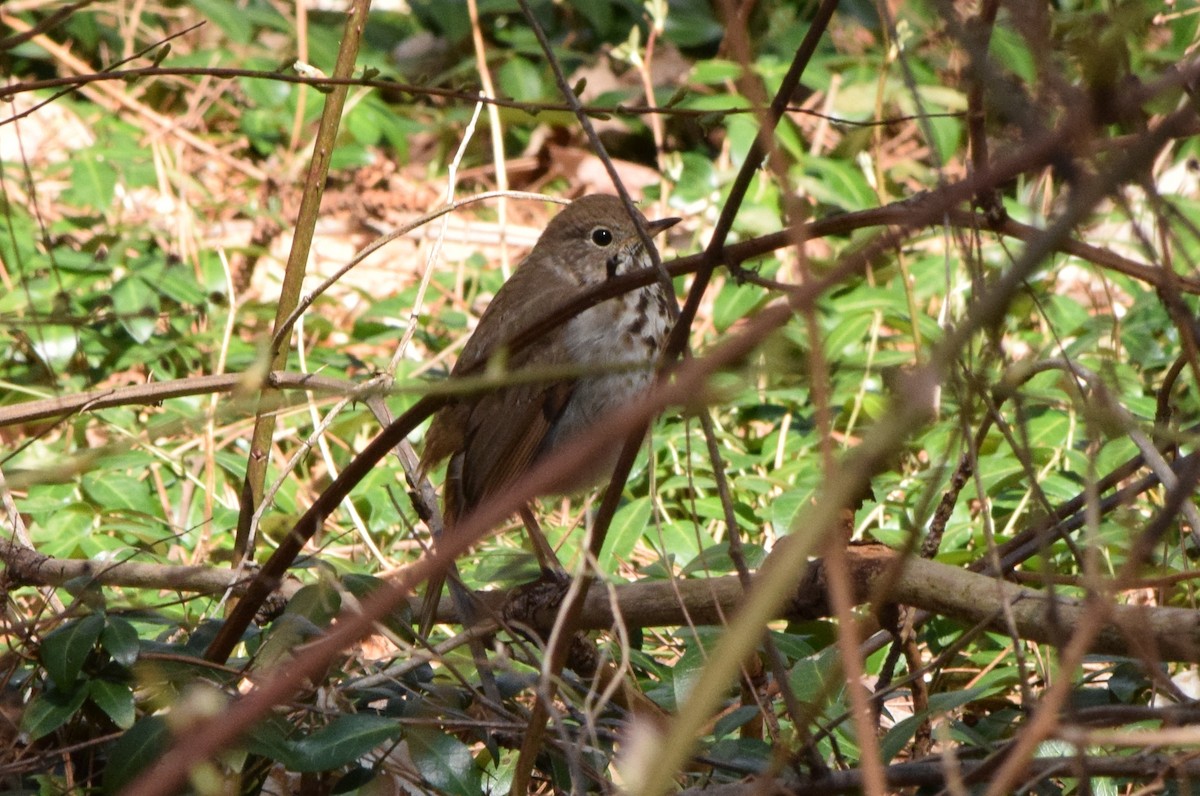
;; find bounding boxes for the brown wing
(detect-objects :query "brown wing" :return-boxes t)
[417,374,573,636]
[457,377,575,513]
[420,261,581,516]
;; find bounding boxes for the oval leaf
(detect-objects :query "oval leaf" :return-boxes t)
[21,682,89,740]
[599,497,652,574]
[89,679,136,729]
[41,614,104,689]
[290,715,401,773]
[102,716,170,794]
[82,472,153,515]
[671,644,708,710]
[407,728,482,796]
[101,617,141,667]
[111,276,160,344]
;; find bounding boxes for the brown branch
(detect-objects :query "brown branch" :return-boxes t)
[514,200,1196,381]
[133,78,1161,794]
[116,38,1200,796]
[11,539,1196,664]
[130,242,810,795]
[0,65,954,129]
[457,544,1200,661]
[678,753,1200,795]
[509,2,840,788]
[233,1,370,563]
[0,1,97,50]
[0,201,1178,434]
[202,394,443,664]
[0,539,301,601]
[0,371,377,429]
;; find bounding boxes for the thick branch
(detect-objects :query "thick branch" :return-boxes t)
[15,540,1193,663]
[462,545,1200,663]
[0,539,301,600]
[679,753,1200,795]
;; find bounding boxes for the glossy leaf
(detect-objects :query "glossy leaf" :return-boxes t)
[407,728,482,796]
[102,717,170,793]
[89,679,136,729]
[289,715,401,773]
[599,496,652,573]
[40,614,104,689]
[21,683,89,740]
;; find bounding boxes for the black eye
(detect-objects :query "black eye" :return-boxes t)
[591,228,613,247]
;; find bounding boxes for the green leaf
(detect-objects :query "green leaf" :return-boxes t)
[63,148,117,209]
[290,715,401,772]
[112,275,160,344]
[102,716,170,793]
[190,0,253,42]
[254,613,324,673]
[55,247,109,274]
[671,643,708,709]
[712,705,761,740]
[407,728,482,795]
[286,581,342,627]
[566,0,612,35]
[19,484,79,517]
[713,281,765,332]
[989,25,1037,84]
[651,520,710,562]
[881,685,990,762]
[670,151,717,204]
[101,616,141,666]
[599,497,652,573]
[498,56,544,102]
[329,143,373,170]
[926,114,961,167]
[1108,661,1150,703]
[691,59,743,85]
[682,541,766,576]
[242,715,297,767]
[89,679,136,729]
[341,573,413,638]
[706,737,770,773]
[30,503,96,558]
[663,0,724,47]
[82,472,154,515]
[787,646,842,703]
[155,264,208,306]
[41,614,104,689]
[800,158,877,212]
[772,487,815,535]
[27,324,79,372]
[22,682,89,740]
[345,102,384,147]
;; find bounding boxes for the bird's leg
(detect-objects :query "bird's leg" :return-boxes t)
[518,504,566,579]
[503,506,572,637]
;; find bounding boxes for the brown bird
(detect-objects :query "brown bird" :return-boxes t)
[418,195,680,632]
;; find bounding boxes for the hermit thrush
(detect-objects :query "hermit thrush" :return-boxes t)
[418,194,680,631]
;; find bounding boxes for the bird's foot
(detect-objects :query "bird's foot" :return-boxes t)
[502,568,572,634]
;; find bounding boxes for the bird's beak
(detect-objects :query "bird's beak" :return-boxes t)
[647,216,681,236]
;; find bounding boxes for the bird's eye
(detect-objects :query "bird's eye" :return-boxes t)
[591,228,614,247]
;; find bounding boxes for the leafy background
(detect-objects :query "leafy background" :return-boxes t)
[3,0,1200,793]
